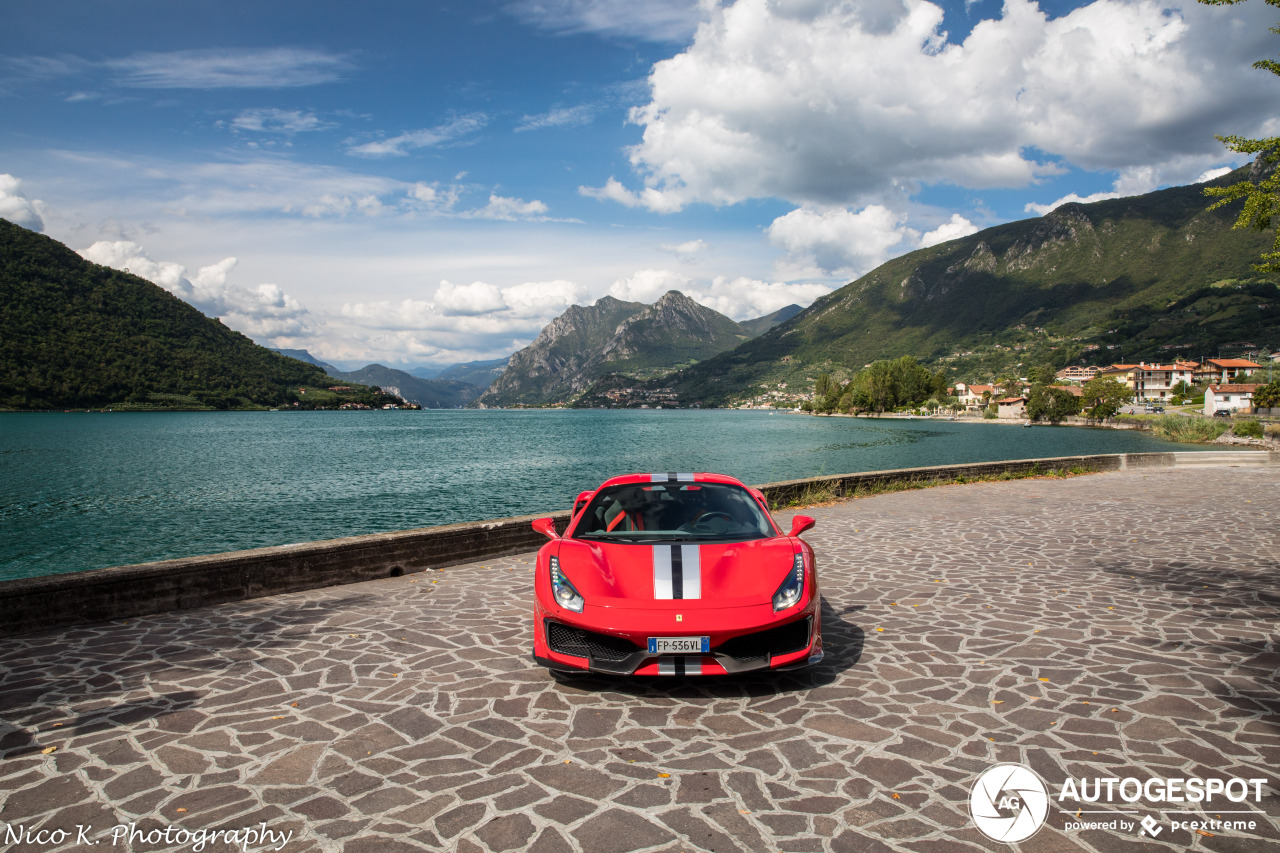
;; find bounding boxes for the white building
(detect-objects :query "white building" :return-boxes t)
[1131,362,1197,402]
[1204,385,1259,415]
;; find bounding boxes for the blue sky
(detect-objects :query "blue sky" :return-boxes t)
[3,0,1277,368]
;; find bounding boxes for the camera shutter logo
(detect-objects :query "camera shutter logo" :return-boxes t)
[969,763,1050,843]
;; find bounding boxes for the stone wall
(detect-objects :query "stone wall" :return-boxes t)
[0,451,1252,637]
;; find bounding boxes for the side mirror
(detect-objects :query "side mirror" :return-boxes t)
[532,518,560,540]
[788,515,815,537]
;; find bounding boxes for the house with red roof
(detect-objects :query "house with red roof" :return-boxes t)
[1131,362,1197,402]
[1196,359,1262,385]
[996,396,1028,419]
[1204,385,1260,415]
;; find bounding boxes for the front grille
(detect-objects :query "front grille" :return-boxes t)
[546,621,639,663]
[717,618,811,661]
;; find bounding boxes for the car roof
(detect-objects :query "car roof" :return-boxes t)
[594,472,749,489]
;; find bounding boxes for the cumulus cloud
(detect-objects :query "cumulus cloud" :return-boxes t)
[347,114,487,157]
[505,0,708,42]
[610,269,696,303]
[231,108,331,134]
[599,0,1280,212]
[460,194,551,221]
[434,280,508,316]
[105,48,353,89]
[341,279,587,339]
[919,213,980,248]
[692,276,832,321]
[579,176,688,213]
[609,268,830,320]
[405,181,462,214]
[1024,190,1120,216]
[767,205,919,279]
[0,174,45,231]
[78,240,312,340]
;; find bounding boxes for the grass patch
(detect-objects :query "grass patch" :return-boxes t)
[1149,415,1228,443]
[1233,419,1264,439]
[771,464,1096,510]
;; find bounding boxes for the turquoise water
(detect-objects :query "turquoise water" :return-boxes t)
[0,410,1201,580]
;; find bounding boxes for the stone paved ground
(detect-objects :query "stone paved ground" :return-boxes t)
[1,465,1278,853]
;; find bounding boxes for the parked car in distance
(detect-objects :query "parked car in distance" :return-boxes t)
[1213,409,1231,418]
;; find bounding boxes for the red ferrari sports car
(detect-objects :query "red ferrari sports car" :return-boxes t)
[531,472,821,676]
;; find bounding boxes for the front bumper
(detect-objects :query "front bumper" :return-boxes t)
[534,613,821,676]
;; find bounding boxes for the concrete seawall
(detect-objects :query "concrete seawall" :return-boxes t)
[2,451,1273,636]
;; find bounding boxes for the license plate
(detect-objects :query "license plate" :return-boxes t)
[648,636,710,654]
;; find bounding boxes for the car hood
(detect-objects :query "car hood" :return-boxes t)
[553,536,798,609]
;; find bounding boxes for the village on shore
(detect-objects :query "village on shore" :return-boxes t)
[730,355,1280,421]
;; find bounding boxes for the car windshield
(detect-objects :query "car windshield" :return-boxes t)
[572,482,777,543]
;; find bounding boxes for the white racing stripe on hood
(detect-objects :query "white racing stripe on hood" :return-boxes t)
[653,543,700,599]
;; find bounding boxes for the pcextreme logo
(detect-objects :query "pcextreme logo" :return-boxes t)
[969,763,1050,843]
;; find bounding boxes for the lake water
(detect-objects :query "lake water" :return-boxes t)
[0,409,1202,581]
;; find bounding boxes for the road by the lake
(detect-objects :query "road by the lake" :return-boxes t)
[1,463,1277,852]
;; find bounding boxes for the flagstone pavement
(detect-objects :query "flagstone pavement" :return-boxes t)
[1,464,1278,853]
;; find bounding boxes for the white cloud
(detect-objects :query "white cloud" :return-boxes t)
[919,213,979,248]
[460,194,550,221]
[0,174,45,231]
[1196,166,1233,184]
[299,193,386,218]
[604,0,1280,212]
[693,276,832,321]
[766,205,918,279]
[1023,153,1239,214]
[1024,190,1121,216]
[500,280,585,318]
[347,114,487,157]
[661,239,708,260]
[105,48,353,89]
[515,105,597,132]
[505,0,708,42]
[609,269,696,303]
[231,108,331,134]
[434,280,508,316]
[579,176,686,213]
[405,181,462,213]
[341,279,587,339]
[609,268,829,320]
[78,240,313,340]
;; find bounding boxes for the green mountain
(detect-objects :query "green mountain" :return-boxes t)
[436,357,508,389]
[476,291,751,407]
[271,347,340,375]
[331,363,482,408]
[739,304,802,338]
[0,220,383,410]
[654,167,1278,405]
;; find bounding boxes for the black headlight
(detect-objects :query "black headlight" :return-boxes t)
[549,556,584,613]
[772,552,805,611]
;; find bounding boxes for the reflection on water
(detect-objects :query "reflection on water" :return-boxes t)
[0,410,1204,580]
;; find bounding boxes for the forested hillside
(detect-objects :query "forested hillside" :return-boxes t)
[0,220,375,410]
[658,166,1277,404]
